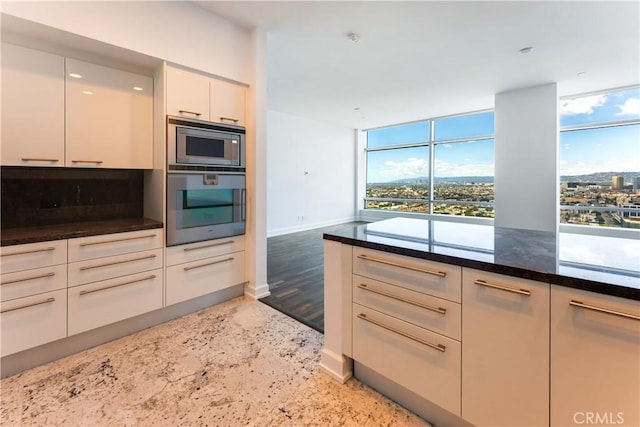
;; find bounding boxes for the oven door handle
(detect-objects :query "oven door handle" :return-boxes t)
[241,189,247,221]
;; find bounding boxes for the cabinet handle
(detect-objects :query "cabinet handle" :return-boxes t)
[184,257,234,271]
[570,300,640,321]
[357,254,447,277]
[79,274,156,296]
[183,240,234,252]
[79,254,157,271]
[79,234,157,247]
[219,117,239,124]
[21,158,59,163]
[71,160,103,164]
[1,247,56,257]
[357,283,447,315]
[178,110,202,117]
[357,313,446,352]
[1,272,55,286]
[474,279,531,296]
[1,297,55,314]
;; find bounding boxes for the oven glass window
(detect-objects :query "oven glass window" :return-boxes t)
[185,136,225,158]
[180,189,235,229]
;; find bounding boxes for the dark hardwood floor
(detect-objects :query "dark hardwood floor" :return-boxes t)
[261,221,366,333]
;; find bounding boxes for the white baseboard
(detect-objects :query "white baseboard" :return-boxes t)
[244,281,271,299]
[267,217,357,238]
[319,347,353,384]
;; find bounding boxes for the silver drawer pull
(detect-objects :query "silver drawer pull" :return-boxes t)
[570,300,640,321]
[219,117,239,124]
[79,254,157,271]
[21,157,59,162]
[357,254,447,278]
[184,240,235,252]
[79,234,156,247]
[71,160,103,164]
[79,275,156,296]
[358,283,446,315]
[1,247,56,257]
[1,297,55,314]
[357,313,446,352]
[178,109,202,117]
[184,257,234,271]
[474,279,531,296]
[1,272,55,286]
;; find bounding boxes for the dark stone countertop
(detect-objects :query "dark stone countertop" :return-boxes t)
[1,217,163,246]
[323,217,640,301]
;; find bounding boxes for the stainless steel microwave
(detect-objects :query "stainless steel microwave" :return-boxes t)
[167,116,245,169]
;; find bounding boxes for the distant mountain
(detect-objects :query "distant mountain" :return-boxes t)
[560,171,640,184]
[370,176,494,185]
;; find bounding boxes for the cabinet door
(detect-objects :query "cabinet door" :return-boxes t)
[462,269,549,427]
[1,44,64,167]
[551,286,639,427]
[166,66,210,120]
[65,58,153,169]
[210,79,246,127]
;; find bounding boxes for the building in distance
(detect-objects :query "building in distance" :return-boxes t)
[612,176,624,190]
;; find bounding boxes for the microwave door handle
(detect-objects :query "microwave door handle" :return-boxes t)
[241,189,247,221]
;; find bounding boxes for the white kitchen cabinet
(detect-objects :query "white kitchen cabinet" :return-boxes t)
[166,64,246,127]
[65,58,153,169]
[550,286,640,427]
[166,65,210,120]
[1,43,65,167]
[461,268,549,427]
[165,235,244,266]
[166,247,245,306]
[66,229,164,335]
[0,239,69,357]
[210,78,246,127]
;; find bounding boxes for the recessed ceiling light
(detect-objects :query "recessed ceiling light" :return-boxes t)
[133,86,144,91]
[82,90,93,95]
[519,47,534,54]
[69,73,83,79]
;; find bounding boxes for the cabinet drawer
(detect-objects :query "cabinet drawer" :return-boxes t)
[1,288,67,357]
[353,303,461,416]
[68,229,162,262]
[353,247,462,303]
[353,274,461,341]
[1,264,67,302]
[166,251,245,306]
[166,236,245,266]
[68,248,163,287]
[0,240,67,274]
[68,269,163,336]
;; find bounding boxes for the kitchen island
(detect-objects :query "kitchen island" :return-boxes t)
[321,217,639,427]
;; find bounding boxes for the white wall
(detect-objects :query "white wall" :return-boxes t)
[495,83,559,232]
[0,1,251,83]
[267,110,356,236]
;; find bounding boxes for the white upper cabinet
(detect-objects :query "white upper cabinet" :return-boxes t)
[166,65,210,120]
[166,65,246,127]
[65,58,153,169]
[210,79,246,127]
[1,44,65,167]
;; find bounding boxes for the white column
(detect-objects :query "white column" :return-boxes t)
[495,83,559,232]
[244,27,270,299]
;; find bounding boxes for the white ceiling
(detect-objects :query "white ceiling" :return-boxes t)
[199,1,638,130]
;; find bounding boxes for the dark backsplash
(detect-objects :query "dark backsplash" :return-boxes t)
[1,167,144,229]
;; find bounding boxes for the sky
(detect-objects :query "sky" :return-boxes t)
[367,88,640,183]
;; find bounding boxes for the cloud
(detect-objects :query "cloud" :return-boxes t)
[434,160,494,177]
[616,97,640,117]
[560,94,607,116]
[378,157,429,180]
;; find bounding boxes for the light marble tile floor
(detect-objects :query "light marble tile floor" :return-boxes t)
[0,297,430,426]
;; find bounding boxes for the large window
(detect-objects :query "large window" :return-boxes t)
[559,87,640,229]
[365,111,495,217]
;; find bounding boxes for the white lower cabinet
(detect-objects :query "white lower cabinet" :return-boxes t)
[550,286,640,427]
[166,251,245,306]
[353,303,461,415]
[461,268,549,427]
[68,270,163,335]
[67,248,163,287]
[0,288,67,357]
